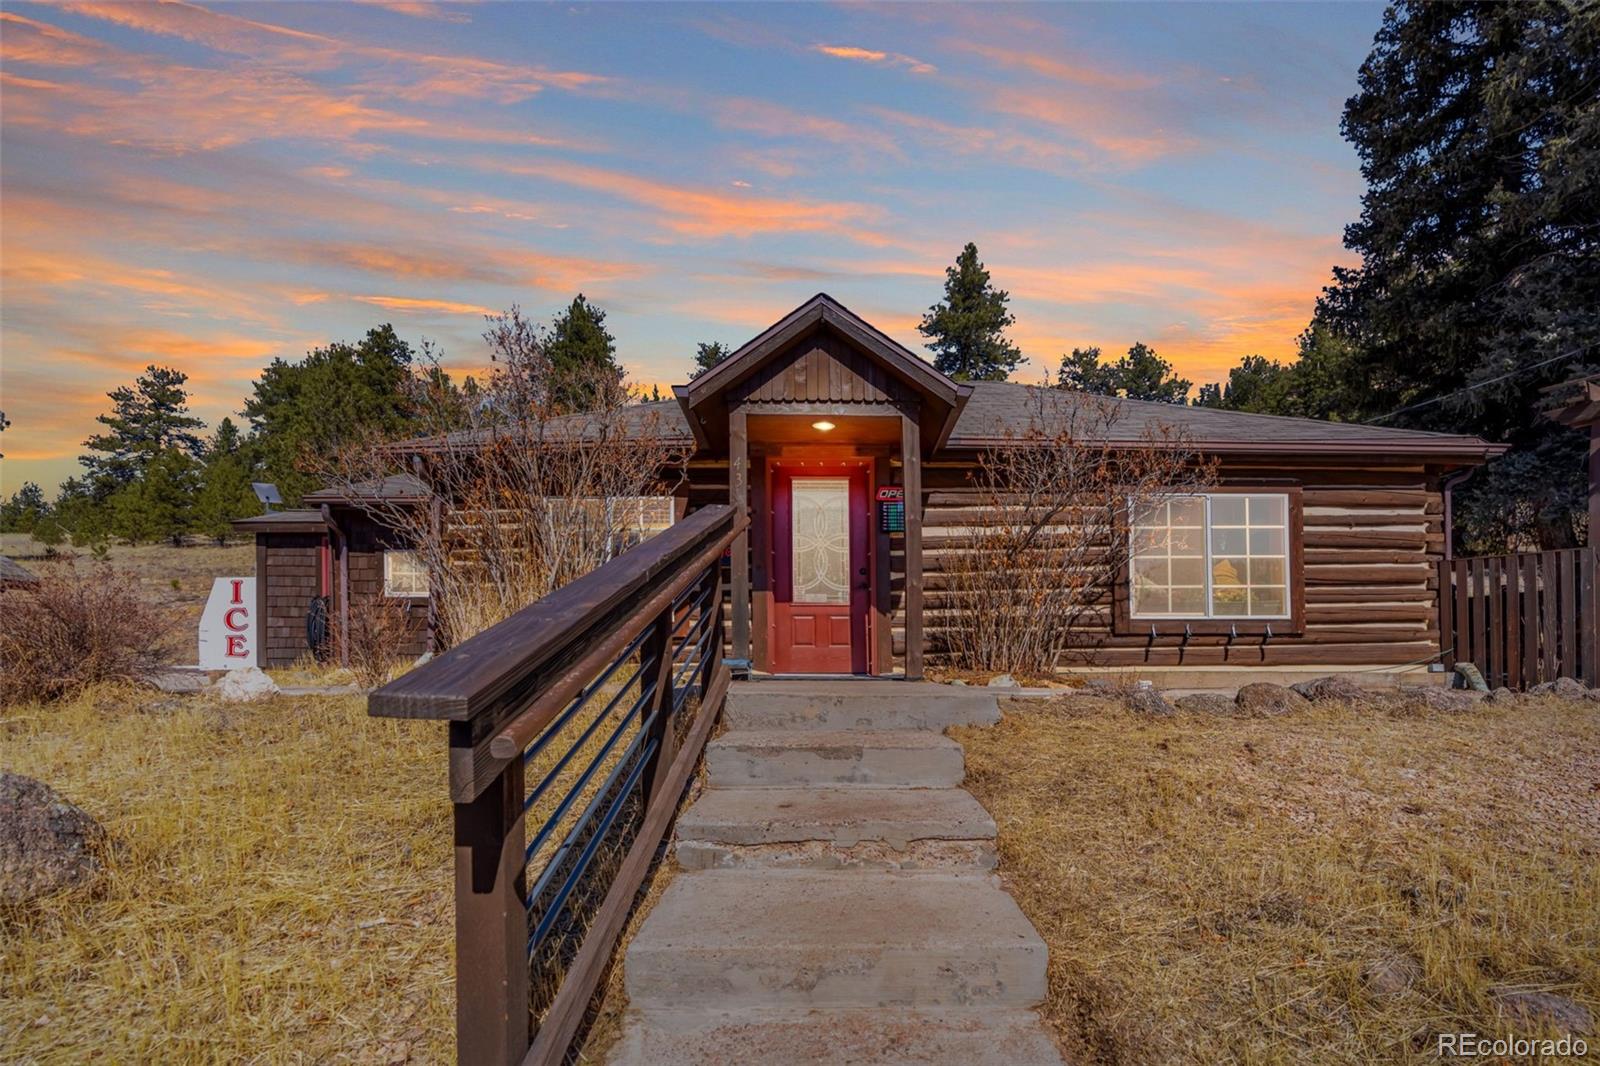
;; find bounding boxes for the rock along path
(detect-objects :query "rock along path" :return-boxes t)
[608,680,1063,1065]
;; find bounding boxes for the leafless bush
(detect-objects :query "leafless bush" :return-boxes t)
[335,596,414,689]
[940,391,1214,675]
[319,308,686,647]
[0,563,170,704]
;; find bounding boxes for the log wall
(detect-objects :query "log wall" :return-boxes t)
[690,452,1448,672]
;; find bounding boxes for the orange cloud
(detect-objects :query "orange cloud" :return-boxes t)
[353,295,497,316]
[715,98,890,153]
[814,44,936,75]
[866,106,1075,171]
[986,88,1190,165]
[478,158,891,243]
[951,41,1159,93]
[353,0,474,23]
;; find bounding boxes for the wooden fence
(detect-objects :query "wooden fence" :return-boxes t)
[369,504,743,1064]
[1439,547,1598,689]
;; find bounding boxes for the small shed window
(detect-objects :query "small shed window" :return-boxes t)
[1130,494,1290,619]
[383,550,429,598]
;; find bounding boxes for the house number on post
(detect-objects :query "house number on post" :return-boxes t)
[877,486,906,533]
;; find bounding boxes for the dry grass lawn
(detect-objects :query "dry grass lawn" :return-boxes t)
[953,695,1600,1065]
[1,684,454,1064]
[2,535,254,659]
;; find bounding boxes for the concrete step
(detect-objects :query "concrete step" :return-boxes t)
[624,870,1049,1012]
[607,1008,1063,1065]
[728,680,1000,733]
[706,730,965,789]
[676,788,997,871]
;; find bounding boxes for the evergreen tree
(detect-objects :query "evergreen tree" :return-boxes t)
[1056,347,1117,394]
[690,341,732,380]
[80,366,205,494]
[53,477,110,547]
[1055,342,1191,403]
[191,417,260,543]
[109,447,198,545]
[919,243,1022,381]
[1317,1,1598,548]
[0,482,49,533]
[244,324,417,504]
[1197,327,1357,420]
[542,295,624,412]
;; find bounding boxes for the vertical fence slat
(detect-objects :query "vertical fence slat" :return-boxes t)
[1560,550,1578,680]
[1541,551,1559,683]
[1583,547,1598,687]
[1503,556,1521,690]
[1520,553,1539,688]
[1468,558,1486,681]
[1438,560,1456,668]
[1487,556,1505,688]
[1453,559,1470,671]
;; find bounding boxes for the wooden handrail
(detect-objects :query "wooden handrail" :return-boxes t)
[369,502,742,1066]
[369,504,737,722]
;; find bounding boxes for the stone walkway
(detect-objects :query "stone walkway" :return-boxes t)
[609,681,1063,1065]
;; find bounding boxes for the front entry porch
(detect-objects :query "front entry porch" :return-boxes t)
[675,297,972,680]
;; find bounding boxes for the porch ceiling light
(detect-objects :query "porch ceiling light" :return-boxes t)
[812,420,836,432]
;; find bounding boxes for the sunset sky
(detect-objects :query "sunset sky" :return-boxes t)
[1,1,1385,494]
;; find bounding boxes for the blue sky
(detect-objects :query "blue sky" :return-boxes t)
[1,1,1384,493]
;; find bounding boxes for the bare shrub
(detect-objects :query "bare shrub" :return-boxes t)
[335,596,414,689]
[318,308,686,647]
[940,391,1214,675]
[0,562,170,704]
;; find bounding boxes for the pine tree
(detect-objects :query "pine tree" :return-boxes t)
[1055,343,1190,403]
[53,477,110,547]
[690,341,731,380]
[919,243,1022,381]
[542,295,624,412]
[0,482,49,533]
[81,366,205,494]
[109,447,199,545]
[245,324,417,504]
[1056,347,1117,394]
[192,417,260,543]
[1317,1,1598,548]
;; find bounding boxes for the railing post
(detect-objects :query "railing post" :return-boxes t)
[453,753,529,1065]
[639,603,680,808]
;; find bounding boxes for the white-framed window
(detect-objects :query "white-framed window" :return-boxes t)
[1130,494,1290,619]
[383,550,429,598]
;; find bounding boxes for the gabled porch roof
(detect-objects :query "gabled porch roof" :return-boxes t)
[673,293,973,454]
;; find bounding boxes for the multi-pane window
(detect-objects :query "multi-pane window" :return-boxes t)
[383,550,430,598]
[1130,494,1290,619]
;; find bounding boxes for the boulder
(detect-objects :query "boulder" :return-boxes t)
[0,772,105,904]
[1234,682,1308,717]
[1485,686,1517,705]
[1127,687,1174,717]
[1361,955,1422,998]
[1289,675,1368,704]
[1527,677,1587,700]
[214,666,279,702]
[1174,692,1235,716]
[1490,988,1593,1035]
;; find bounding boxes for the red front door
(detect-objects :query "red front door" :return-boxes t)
[771,464,870,674]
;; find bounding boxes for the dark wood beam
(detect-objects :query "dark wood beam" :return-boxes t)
[900,413,923,679]
[730,406,751,664]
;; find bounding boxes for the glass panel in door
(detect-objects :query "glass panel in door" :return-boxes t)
[790,477,850,604]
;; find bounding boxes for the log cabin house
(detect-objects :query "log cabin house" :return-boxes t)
[238,294,1502,680]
